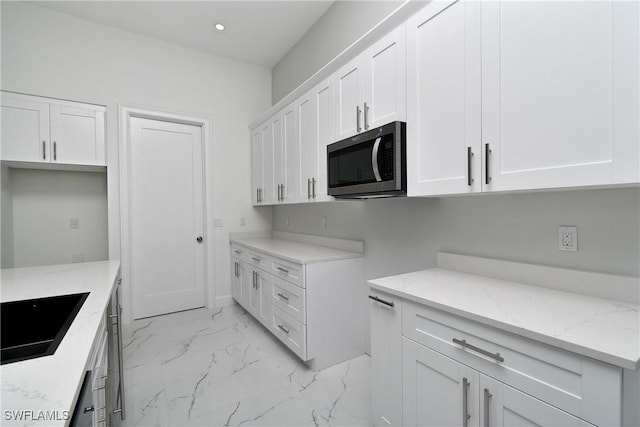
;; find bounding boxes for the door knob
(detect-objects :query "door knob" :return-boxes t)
[196,236,203,243]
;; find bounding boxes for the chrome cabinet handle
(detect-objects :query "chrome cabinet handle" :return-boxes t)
[312,178,316,199]
[53,141,57,161]
[368,295,394,307]
[251,256,261,262]
[256,188,259,203]
[307,178,311,199]
[252,271,256,288]
[462,377,470,427]
[233,250,241,255]
[276,292,289,301]
[84,405,95,413]
[356,105,362,133]
[278,324,290,334]
[276,266,289,274]
[467,147,474,186]
[484,388,492,427]
[364,102,369,130]
[485,143,491,185]
[42,140,46,160]
[453,338,504,362]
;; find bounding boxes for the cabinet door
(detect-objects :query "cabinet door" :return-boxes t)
[0,94,50,163]
[251,128,264,205]
[335,56,365,140]
[258,270,273,327]
[281,102,298,203]
[364,24,406,131]
[260,119,276,204]
[407,0,482,196]
[313,76,335,202]
[248,268,260,317]
[370,291,403,426]
[297,88,318,201]
[49,104,105,166]
[480,376,594,427]
[403,337,479,427]
[231,258,243,304]
[482,0,639,191]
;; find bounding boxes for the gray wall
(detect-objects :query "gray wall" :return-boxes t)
[273,188,640,286]
[271,1,402,104]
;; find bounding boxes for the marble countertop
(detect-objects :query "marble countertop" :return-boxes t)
[1,261,121,426]
[230,237,363,264]
[369,268,639,370]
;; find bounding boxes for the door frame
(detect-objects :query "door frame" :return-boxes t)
[118,104,215,323]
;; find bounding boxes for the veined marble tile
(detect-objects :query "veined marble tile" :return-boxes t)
[121,304,371,427]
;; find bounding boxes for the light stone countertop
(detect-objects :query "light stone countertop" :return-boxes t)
[1,261,121,426]
[230,236,363,264]
[369,268,640,371]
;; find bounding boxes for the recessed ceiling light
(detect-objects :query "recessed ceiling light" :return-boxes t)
[215,23,225,32]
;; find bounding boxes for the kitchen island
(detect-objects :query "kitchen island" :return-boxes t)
[1,261,120,426]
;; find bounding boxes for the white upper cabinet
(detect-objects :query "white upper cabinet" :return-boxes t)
[251,127,264,204]
[481,0,639,191]
[261,116,276,204]
[296,88,317,202]
[1,92,106,167]
[407,0,482,197]
[408,0,639,196]
[280,101,299,203]
[313,76,335,202]
[335,25,406,141]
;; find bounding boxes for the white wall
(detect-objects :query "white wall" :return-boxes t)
[7,169,109,268]
[274,188,640,289]
[1,2,273,320]
[271,1,402,104]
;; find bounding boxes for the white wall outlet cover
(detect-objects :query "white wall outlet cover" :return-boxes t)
[240,217,246,226]
[320,217,327,229]
[558,226,577,252]
[69,218,80,229]
[214,218,223,227]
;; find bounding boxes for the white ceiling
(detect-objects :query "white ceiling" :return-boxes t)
[31,1,334,68]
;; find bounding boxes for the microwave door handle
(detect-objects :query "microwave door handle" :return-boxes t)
[372,137,382,182]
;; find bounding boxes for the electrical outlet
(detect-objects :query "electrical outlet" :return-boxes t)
[69,218,79,229]
[214,218,223,227]
[558,226,577,252]
[320,217,327,229]
[284,216,289,227]
[240,217,246,226]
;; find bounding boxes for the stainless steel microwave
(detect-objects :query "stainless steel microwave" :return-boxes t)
[327,121,406,198]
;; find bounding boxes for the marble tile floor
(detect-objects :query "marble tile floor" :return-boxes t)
[121,304,371,427]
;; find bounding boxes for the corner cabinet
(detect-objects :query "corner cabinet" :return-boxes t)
[370,294,633,427]
[230,238,366,371]
[408,0,639,197]
[1,91,106,167]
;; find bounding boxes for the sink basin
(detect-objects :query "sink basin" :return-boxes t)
[1,292,89,365]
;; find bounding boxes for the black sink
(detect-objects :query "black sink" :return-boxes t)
[1,292,89,365]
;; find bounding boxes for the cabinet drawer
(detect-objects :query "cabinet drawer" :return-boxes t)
[246,250,271,271]
[402,300,621,427]
[272,276,306,324]
[230,244,245,261]
[271,305,307,360]
[270,258,304,287]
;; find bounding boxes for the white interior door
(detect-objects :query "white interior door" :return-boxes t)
[130,117,205,319]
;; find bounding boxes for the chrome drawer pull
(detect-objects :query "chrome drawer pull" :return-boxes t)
[233,250,241,255]
[484,388,492,427]
[278,324,290,334]
[462,378,470,427]
[276,292,290,301]
[368,295,394,308]
[276,266,289,274]
[453,338,504,363]
[251,257,261,262]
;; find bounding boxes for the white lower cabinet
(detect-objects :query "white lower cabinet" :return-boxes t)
[371,291,626,427]
[231,241,366,371]
[402,338,593,427]
[369,291,403,426]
